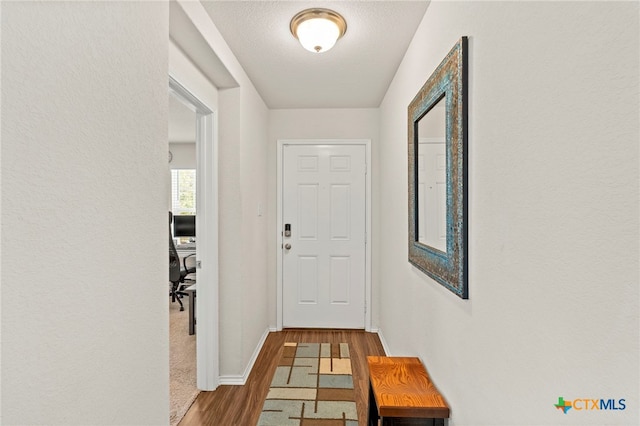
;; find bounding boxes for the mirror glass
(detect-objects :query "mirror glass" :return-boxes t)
[416,97,447,252]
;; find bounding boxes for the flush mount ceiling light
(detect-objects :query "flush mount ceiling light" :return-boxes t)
[290,8,347,53]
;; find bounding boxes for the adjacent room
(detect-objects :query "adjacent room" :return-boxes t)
[168,92,199,424]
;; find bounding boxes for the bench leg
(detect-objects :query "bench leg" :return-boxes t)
[368,382,379,426]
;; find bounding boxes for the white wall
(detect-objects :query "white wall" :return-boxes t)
[217,87,244,375]
[239,86,269,373]
[216,84,270,378]
[378,1,638,425]
[216,86,270,378]
[1,2,169,425]
[169,143,196,169]
[267,109,381,329]
[214,40,269,383]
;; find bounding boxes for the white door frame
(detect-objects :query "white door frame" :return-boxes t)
[276,139,372,331]
[169,76,219,391]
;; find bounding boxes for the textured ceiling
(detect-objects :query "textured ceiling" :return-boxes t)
[201,1,430,109]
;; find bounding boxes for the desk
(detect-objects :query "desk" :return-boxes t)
[183,284,196,335]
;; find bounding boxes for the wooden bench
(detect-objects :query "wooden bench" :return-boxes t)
[367,356,450,426]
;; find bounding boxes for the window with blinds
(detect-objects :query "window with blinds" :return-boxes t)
[171,169,196,215]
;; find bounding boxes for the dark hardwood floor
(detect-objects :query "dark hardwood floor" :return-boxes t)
[179,329,385,426]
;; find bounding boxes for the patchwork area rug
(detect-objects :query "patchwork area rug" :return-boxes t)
[258,342,357,426]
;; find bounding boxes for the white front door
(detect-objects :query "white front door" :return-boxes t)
[282,144,366,328]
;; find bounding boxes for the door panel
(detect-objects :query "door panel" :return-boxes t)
[297,256,318,303]
[330,184,351,239]
[330,256,350,303]
[282,144,366,328]
[418,141,446,252]
[298,184,319,239]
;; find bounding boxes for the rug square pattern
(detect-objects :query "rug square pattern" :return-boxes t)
[296,343,322,358]
[305,400,357,419]
[260,400,305,426]
[319,374,353,389]
[258,342,357,425]
[267,387,317,400]
[319,358,352,375]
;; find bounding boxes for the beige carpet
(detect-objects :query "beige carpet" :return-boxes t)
[169,291,199,426]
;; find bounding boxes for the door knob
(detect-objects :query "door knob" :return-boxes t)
[284,243,292,250]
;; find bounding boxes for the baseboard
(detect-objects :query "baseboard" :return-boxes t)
[375,328,391,356]
[218,327,271,386]
[218,375,245,385]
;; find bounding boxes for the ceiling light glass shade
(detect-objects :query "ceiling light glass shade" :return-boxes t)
[296,18,340,53]
[290,9,347,53]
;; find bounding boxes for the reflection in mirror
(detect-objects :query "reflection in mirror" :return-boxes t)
[416,97,447,252]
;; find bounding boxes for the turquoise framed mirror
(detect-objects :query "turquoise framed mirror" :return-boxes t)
[408,37,468,299]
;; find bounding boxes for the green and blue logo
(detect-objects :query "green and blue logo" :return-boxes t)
[555,397,572,414]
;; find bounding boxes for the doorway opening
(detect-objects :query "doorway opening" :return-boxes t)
[169,76,219,392]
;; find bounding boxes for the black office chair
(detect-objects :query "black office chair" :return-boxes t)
[169,212,196,311]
